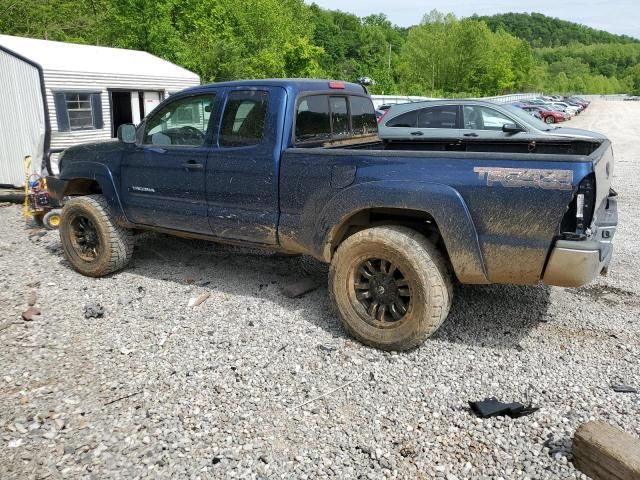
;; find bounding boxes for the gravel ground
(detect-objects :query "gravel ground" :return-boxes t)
[1,101,639,479]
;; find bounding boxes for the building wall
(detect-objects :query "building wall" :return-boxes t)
[0,49,46,186]
[44,70,199,173]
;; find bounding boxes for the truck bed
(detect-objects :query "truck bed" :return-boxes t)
[279,137,614,286]
[338,138,603,156]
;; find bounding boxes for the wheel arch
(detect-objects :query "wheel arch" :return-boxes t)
[52,162,129,225]
[317,181,488,284]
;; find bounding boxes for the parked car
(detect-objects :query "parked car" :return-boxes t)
[546,105,572,119]
[520,105,567,124]
[516,103,543,120]
[522,98,549,107]
[549,102,580,116]
[567,96,590,108]
[377,99,601,141]
[47,80,617,351]
[561,98,586,111]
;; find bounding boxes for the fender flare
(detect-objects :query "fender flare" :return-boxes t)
[315,180,488,284]
[57,162,129,225]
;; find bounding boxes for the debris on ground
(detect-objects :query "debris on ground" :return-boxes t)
[27,290,37,306]
[83,302,105,319]
[469,397,539,418]
[611,383,638,393]
[21,306,41,321]
[188,291,210,307]
[281,278,320,298]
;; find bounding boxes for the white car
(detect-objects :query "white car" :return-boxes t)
[550,102,579,116]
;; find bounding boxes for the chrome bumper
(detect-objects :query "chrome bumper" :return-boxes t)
[543,196,617,288]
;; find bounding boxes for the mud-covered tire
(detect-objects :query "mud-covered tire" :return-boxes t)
[329,226,453,351]
[59,195,133,277]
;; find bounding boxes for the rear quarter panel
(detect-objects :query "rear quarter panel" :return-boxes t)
[279,148,593,285]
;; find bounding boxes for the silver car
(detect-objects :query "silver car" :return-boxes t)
[377,99,601,141]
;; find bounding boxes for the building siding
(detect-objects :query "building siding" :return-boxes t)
[0,49,46,186]
[44,70,198,173]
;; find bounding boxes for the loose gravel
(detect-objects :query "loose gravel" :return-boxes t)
[1,101,639,479]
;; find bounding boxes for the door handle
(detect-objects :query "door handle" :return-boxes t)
[463,132,479,137]
[182,160,204,170]
[410,131,424,136]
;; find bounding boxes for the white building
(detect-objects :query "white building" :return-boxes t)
[0,35,200,186]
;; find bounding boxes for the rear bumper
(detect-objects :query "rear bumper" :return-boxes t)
[543,195,617,288]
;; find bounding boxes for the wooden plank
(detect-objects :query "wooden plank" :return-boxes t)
[573,421,640,480]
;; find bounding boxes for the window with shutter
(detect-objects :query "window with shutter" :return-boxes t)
[53,91,104,132]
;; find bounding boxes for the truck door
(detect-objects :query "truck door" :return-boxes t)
[119,92,219,233]
[205,87,284,245]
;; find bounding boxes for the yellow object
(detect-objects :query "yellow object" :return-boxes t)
[48,213,60,227]
[23,155,32,219]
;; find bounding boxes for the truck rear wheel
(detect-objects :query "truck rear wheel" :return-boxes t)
[329,226,453,351]
[59,195,133,277]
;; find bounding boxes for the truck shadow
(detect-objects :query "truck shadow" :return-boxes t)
[55,232,551,351]
[433,283,551,348]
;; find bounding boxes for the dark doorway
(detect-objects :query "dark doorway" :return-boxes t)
[111,91,132,137]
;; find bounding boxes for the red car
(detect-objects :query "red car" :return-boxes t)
[521,106,566,124]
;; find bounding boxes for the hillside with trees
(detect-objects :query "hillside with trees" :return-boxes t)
[0,0,638,96]
[474,12,639,48]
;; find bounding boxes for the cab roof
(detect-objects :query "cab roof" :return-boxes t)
[181,79,368,96]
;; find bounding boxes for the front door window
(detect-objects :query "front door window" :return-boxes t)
[143,94,215,146]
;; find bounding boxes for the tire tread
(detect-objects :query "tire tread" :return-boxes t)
[60,195,133,276]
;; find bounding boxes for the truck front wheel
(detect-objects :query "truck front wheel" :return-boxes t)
[59,195,133,277]
[329,226,453,351]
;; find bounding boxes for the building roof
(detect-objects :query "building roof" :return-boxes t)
[0,34,199,81]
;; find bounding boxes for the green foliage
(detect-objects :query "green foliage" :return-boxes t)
[397,12,533,96]
[474,12,639,48]
[0,1,636,95]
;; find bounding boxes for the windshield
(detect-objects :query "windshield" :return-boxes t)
[504,105,553,131]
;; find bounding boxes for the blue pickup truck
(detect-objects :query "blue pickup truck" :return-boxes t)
[48,79,617,350]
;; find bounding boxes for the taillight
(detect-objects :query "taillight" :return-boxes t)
[329,81,345,89]
[560,174,596,237]
[576,174,596,233]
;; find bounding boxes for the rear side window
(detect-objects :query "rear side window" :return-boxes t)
[417,106,458,129]
[296,96,331,143]
[330,96,349,136]
[386,110,418,128]
[351,96,377,135]
[220,90,269,147]
[295,94,377,144]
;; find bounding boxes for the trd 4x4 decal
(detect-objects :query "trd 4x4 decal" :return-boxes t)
[474,167,573,190]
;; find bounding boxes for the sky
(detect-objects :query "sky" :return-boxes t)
[306,0,640,39]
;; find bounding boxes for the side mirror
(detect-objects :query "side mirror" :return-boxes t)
[117,123,137,144]
[502,122,523,134]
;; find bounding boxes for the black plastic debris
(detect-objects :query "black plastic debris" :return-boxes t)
[469,397,539,418]
[611,383,638,393]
